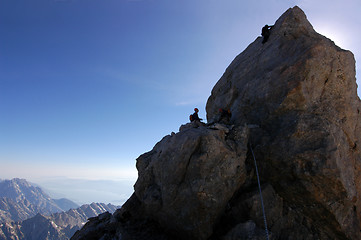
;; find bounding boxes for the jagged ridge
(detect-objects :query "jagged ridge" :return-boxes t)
[0,203,119,240]
[0,178,79,223]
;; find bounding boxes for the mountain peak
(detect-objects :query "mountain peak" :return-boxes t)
[272,6,315,38]
[30,213,48,221]
[72,7,361,240]
[0,178,78,223]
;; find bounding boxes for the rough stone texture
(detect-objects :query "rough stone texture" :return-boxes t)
[206,5,361,240]
[222,220,267,240]
[134,124,249,240]
[71,6,361,240]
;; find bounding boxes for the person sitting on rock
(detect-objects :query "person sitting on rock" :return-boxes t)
[190,108,202,122]
[186,108,205,129]
[261,24,273,44]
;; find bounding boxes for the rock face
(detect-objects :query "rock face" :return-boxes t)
[206,5,361,240]
[71,6,361,240]
[134,125,249,239]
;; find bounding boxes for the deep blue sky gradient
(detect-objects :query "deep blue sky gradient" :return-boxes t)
[1,0,360,203]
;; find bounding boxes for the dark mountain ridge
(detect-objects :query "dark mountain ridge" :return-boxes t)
[0,202,119,240]
[0,178,120,239]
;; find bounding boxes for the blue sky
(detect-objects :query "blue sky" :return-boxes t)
[1,0,360,204]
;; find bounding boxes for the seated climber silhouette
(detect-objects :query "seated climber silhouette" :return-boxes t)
[261,24,274,44]
[182,108,205,130]
[190,108,202,122]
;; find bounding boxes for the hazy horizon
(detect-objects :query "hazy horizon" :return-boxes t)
[34,177,135,206]
[1,176,135,206]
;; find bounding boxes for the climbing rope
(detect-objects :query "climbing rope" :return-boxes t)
[250,143,270,240]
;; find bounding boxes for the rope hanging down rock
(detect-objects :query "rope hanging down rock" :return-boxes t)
[250,143,270,240]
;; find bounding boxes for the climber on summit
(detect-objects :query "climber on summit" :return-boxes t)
[190,108,202,122]
[261,24,273,44]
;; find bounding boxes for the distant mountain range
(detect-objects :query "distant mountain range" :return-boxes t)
[0,178,79,223]
[0,178,119,240]
[0,203,119,240]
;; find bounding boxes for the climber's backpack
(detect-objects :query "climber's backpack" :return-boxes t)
[189,114,193,122]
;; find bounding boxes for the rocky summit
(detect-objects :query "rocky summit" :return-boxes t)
[71,6,361,240]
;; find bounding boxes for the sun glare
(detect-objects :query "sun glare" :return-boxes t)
[314,23,351,50]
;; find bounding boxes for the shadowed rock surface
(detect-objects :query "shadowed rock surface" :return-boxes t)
[71,6,361,240]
